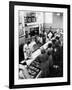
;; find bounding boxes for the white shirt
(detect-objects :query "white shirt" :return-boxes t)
[39,37,43,43]
[29,41,36,52]
[44,32,47,37]
[23,44,27,52]
[23,44,32,59]
[47,32,53,39]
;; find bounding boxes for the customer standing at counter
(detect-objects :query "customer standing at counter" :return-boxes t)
[34,46,53,78]
[46,43,53,66]
[42,30,46,44]
[51,35,63,77]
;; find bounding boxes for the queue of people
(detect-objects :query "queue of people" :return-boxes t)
[33,34,63,78]
[19,28,63,78]
[23,28,63,60]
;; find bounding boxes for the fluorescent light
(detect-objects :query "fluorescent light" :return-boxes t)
[56,13,60,16]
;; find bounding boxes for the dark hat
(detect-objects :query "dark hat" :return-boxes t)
[48,43,52,48]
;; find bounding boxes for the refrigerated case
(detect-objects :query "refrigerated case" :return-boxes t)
[19,41,51,79]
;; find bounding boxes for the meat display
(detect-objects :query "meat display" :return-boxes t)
[28,59,41,78]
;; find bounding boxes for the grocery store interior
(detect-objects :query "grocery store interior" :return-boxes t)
[19,11,63,79]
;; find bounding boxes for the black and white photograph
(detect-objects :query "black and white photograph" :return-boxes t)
[19,11,63,79]
[9,1,70,88]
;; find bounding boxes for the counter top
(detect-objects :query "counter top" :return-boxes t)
[20,40,51,66]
